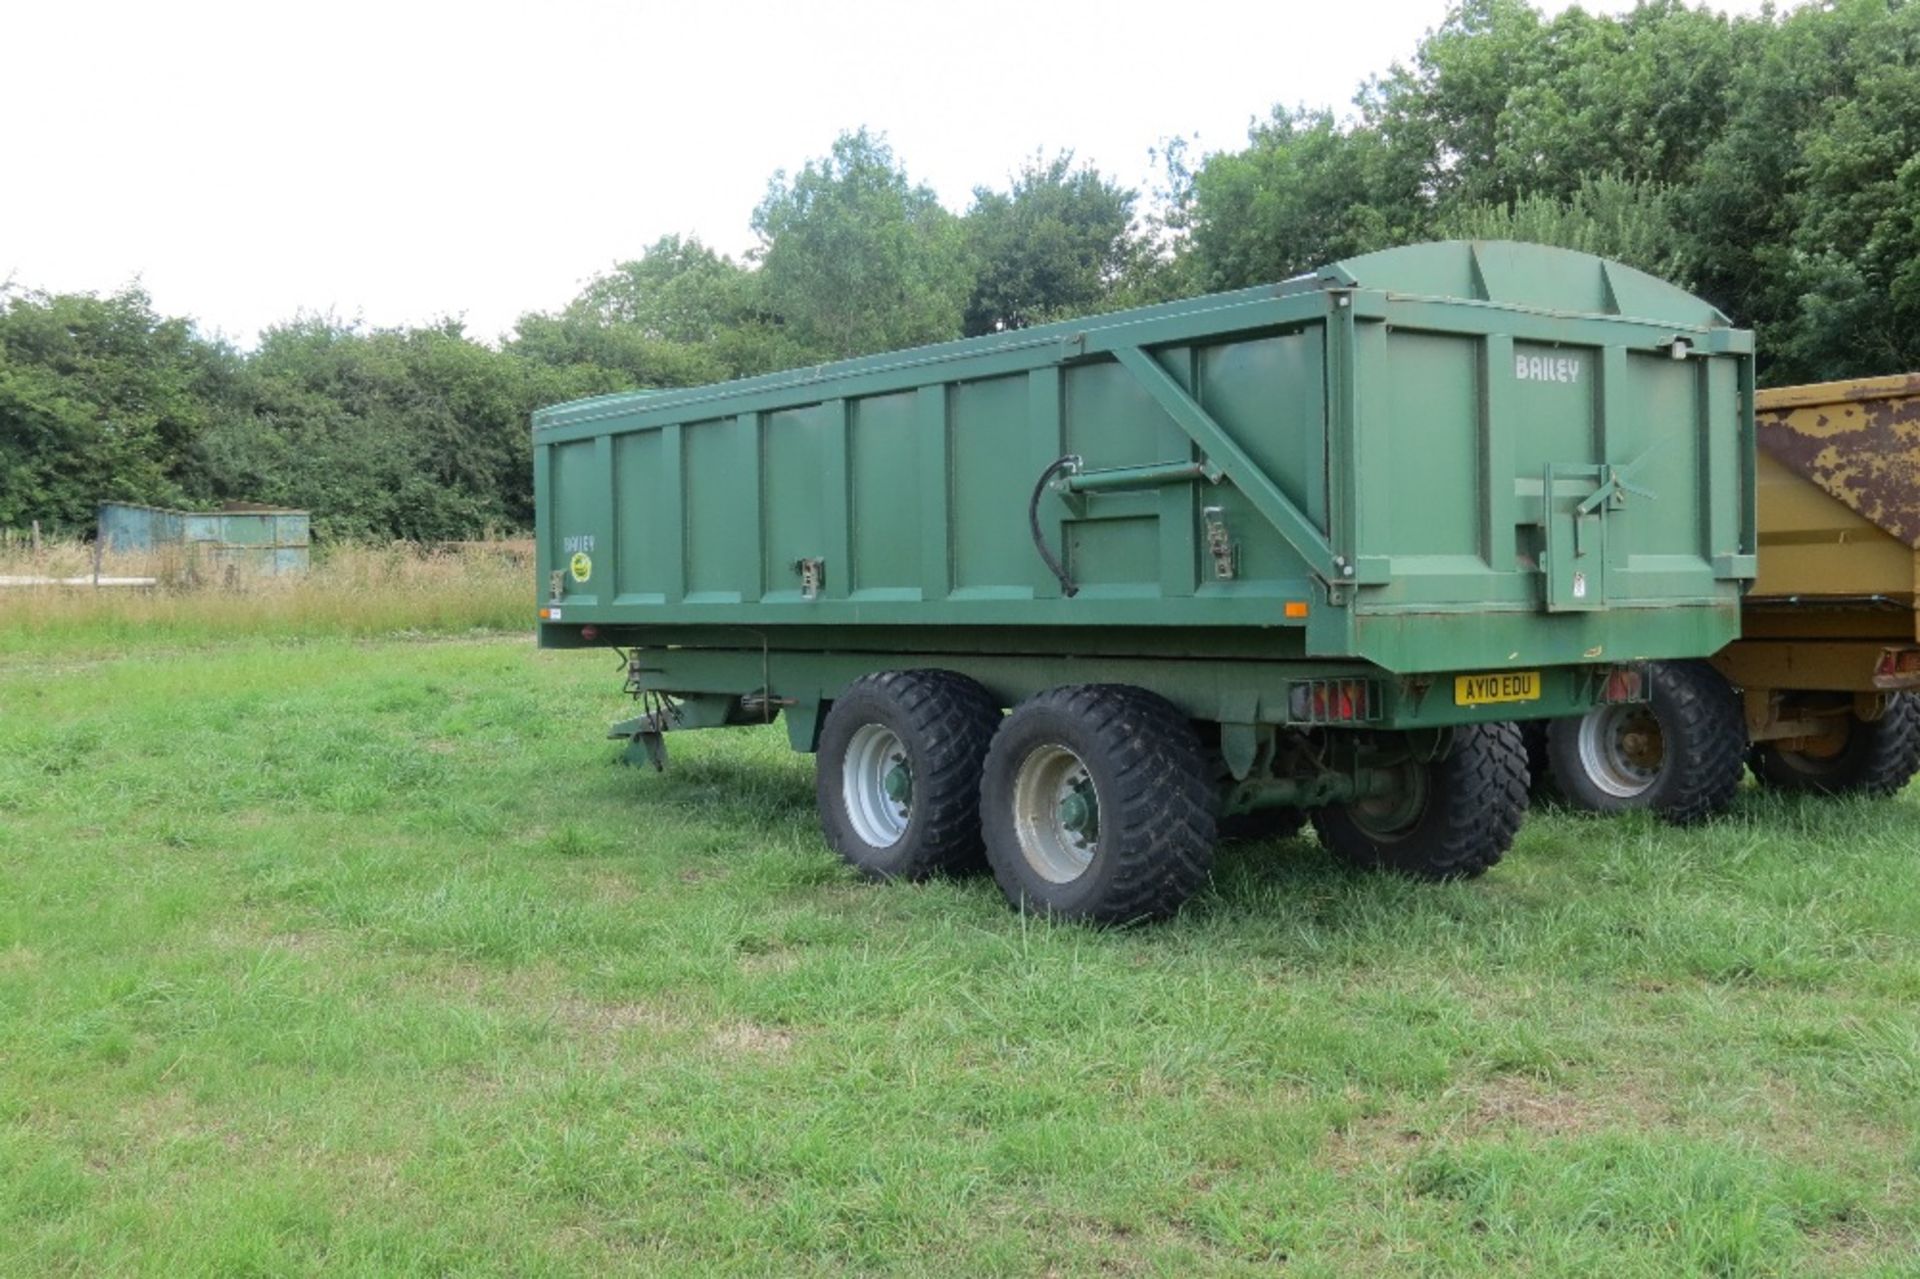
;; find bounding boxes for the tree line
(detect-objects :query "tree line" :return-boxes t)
[6,0,1918,540]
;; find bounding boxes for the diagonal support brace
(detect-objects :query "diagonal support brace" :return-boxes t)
[1112,345,1355,586]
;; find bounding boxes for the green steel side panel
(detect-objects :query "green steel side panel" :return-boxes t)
[850,393,920,596]
[534,240,1754,684]
[610,432,667,601]
[764,402,833,601]
[950,375,1033,596]
[685,416,756,601]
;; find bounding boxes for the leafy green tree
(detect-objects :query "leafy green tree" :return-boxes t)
[509,310,732,391]
[1688,0,1920,381]
[1184,107,1420,291]
[0,285,238,532]
[751,129,970,358]
[1435,172,1694,285]
[1362,0,1749,210]
[566,235,754,344]
[197,319,602,540]
[511,236,805,385]
[961,153,1140,334]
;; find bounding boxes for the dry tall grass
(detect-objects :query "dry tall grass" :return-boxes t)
[0,536,534,652]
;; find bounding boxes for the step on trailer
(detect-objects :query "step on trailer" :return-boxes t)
[1534,372,1920,821]
[534,240,1755,922]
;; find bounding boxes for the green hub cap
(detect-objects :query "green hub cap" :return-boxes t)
[1012,744,1102,884]
[1058,788,1095,836]
[883,763,912,804]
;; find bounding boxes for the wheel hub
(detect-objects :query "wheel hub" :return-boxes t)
[1345,757,1430,841]
[883,763,912,804]
[1012,744,1101,884]
[843,723,913,847]
[1574,703,1665,798]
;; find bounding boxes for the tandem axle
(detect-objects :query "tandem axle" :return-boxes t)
[568,634,1648,921]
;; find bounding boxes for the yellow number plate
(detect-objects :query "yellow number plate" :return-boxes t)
[1454,670,1542,707]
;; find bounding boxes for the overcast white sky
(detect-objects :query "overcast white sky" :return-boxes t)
[1,0,1773,347]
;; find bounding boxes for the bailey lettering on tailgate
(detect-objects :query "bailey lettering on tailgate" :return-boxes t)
[1516,354,1582,383]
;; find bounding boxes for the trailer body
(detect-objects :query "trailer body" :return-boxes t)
[536,240,1751,732]
[533,241,1756,915]
[1725,374,1920,741]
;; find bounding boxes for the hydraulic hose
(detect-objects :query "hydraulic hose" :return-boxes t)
[1029,454,1081,599]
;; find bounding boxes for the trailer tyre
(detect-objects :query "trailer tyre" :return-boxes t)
[1518,720,1555,799]
[980,685,1216,924]
[1311,722,1528,880]
[1218,806,1309,843]
[1749,692,1920,798]
[1544,660,1745,824]
[816,670,1002,881]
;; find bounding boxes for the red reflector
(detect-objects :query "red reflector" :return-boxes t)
[1603,667,1644,703]
[1288,679,1371,724]
[1312,681,1363,721]
[580,625,600,642]
[1877,649,1920,678]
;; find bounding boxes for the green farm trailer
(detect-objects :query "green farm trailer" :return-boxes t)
[534,240,1756,922]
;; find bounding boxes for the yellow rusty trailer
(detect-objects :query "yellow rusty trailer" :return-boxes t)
[1539,373,1920,819]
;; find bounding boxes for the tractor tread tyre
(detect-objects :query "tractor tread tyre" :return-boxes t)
[1546,660,1745,825]
[980,684,1216,925]
[1750,691,1920,798]
[816,669,1001,881]
[1518,720,1555,800]
[1218,807,1309,843]
[1312,722,1529,880]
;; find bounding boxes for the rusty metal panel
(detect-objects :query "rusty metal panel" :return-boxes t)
[1744,372,1920,658]
[96,501,311,575]
[1712,639,1920,694]
[1754,373,1920,548]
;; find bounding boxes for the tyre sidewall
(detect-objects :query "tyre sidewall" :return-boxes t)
[1313,780,1447,872]
[1314,759,1457,875]
[1546,662,1742,818]
[1755,691,1920,796]
[816,685,941,879]
[1312,722,1526,879]
[979,704,1131,916]
[1545,703,1674,813]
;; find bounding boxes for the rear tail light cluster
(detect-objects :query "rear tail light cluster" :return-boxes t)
[1874,647,1920,685]
[1287,678,1380,725]
[1600,665,1646,704]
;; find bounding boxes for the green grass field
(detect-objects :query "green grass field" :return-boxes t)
[3,624,1918,1275]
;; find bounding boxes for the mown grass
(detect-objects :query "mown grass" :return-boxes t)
[1,623,1917,1275]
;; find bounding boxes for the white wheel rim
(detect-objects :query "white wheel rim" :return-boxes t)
[843,723,912,847]
[1011,743,1100,884]
[1577,704,1664,798]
